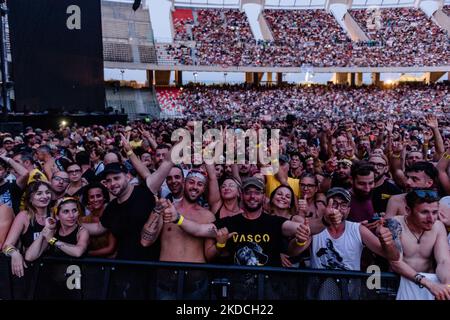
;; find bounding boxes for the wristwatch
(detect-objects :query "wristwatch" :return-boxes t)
[414,273,425,288]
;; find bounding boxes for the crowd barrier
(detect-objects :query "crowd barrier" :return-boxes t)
[0,255,399,300]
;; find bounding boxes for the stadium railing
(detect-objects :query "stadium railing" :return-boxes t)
[0,255,399,300]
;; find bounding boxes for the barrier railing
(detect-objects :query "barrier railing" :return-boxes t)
[0,255,399,300]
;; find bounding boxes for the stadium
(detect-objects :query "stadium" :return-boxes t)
[0,0,449,302]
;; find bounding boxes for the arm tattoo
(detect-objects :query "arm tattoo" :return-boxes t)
[207,225,217,237]
[141,217,160,242]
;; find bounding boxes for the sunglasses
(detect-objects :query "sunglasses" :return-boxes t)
[412,190,439,200]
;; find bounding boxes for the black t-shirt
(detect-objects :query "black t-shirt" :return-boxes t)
[100,185,158,261]
[215,213,287,267]
[0,181,23,214]
[372,179,402,213]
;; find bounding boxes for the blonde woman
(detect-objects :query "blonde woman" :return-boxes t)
[2,181,52,277]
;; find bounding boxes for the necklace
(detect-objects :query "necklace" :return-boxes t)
[404,217,425,244]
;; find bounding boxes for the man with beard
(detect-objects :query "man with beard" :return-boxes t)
[369,154,401,213]
[348,162,376,223]
[163,177,310,267]
[141,170,215,299]
[391,190,450,300]
[386,162,438,218]
[331,159,352,190]
[164,166,184,204]
[82,152,173,298]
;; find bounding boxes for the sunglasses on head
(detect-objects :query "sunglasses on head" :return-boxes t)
[412,190,439,200]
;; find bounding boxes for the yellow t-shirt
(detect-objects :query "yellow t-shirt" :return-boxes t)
[130,140,143,149]
[265,174,301,199]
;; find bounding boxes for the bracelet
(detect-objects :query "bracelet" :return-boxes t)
[176,215,185,226]
[296,240,307,247]
[215,242,226,249]
[443,152,450,160]
[4,246,17,256]
[414,273,425,288]
[392,153,401,159]
[48,237,58,246]
[126,150,134,156]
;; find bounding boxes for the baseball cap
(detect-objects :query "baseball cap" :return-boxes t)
[100,163,128,179]
[326,187,351,203]
[242,177,265,191]
[3,137,13,143]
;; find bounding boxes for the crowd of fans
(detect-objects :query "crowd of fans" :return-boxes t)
[350,8,449,67]
[158,83,449,121]
[162,8,449,67]
[0,81,449,299]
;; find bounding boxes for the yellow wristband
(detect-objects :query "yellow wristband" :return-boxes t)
[392,153,401,159]
[296,240,307,247]
[443,152,450,160]
[48,237,58,246]
[216,242,226,249]
[177,215,184,226]
[126,150,134,156]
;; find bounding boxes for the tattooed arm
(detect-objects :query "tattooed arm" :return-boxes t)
[140,212,163,247]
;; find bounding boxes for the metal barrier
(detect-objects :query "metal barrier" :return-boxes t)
[0,255,399,300]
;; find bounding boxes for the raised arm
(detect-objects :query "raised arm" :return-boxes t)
[436,147,450,195]
[121,134,152,180]
[425,114,445,159]
[389,141,407,189]
[0,154,29,190]
[205,163,222,214]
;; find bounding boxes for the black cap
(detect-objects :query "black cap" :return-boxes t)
[242,177,265,191]
[326,187,351,203]
[100,163,128,179]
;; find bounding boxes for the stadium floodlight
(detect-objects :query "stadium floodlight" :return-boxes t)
[132,0,142,11]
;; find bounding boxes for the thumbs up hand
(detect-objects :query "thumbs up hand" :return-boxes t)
[326,199,343,226]
[216,227,237,248]
[295,218,311,244]
[376,218,394,247]
[298,195,307,214]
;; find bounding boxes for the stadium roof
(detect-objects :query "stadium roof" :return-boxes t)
[172,0,418,9]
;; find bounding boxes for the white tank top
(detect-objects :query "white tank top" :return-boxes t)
[310,221,363,271]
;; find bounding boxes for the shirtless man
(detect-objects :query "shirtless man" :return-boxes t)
[438,196,450,249]
[385,162,438,218]
[390,190,450,300]
[140,170,215,299]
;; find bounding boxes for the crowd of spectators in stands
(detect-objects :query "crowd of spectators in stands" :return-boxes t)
[160,83,449,121]
[162,8,449,67]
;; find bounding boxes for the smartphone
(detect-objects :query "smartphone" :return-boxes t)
[368,213,381,224]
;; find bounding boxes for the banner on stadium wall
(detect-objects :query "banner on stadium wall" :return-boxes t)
[8,0,105,113]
